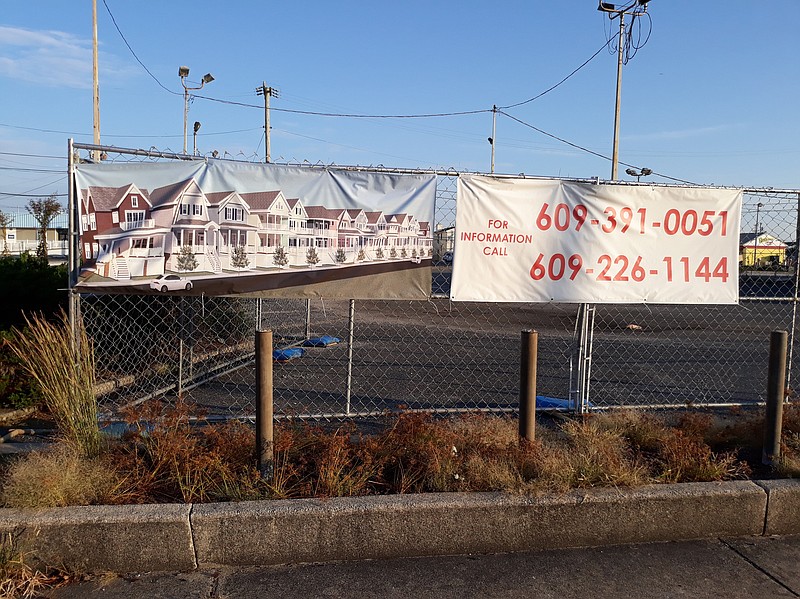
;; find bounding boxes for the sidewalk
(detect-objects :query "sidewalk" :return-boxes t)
[50,535,800,598]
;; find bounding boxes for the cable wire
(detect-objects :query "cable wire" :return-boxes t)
[499,35,618,110]
[102,0,180,95]
[498,110,700,185]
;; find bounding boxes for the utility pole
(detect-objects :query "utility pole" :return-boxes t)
[92,0,101,162]
[598,0,651,180]
[256,82,279,163]
[489,105,497,173]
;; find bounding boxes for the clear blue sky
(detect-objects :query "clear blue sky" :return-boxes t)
[1,1,798,212]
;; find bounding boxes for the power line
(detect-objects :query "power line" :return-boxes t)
[0,166,63,174]
[497,110,699,185]
[0,151,63,160]
[193,94,491,119]
[499,36,618,110]
[101,0,180,95]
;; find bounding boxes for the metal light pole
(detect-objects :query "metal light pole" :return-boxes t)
[753,202,764,268]
[179,67,214,154]
[193,121,201,156]
[256,82,279,163]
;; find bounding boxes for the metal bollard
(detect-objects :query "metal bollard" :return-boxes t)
[256,329,274,479]
[763,330,788,466]
[519,329,538,443]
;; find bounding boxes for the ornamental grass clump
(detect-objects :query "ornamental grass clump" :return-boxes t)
[10,311,100,458]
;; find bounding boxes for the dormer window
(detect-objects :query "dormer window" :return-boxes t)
[131,195,139,208]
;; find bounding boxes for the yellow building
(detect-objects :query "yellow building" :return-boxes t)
[739,232,787,268]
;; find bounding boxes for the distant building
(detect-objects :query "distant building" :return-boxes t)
[739,232,787,268]
[1,210,68,257]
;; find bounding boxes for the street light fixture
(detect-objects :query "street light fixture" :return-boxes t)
[193,121,201,156]
[625,167,652,182]
[598,0,651,180]
[179,66,214,154]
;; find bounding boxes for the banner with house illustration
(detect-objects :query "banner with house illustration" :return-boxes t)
[72,161,436,299]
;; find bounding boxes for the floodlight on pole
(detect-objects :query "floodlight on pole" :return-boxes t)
[625,166,652,182]
[179,66,214,154]
[597,0,651,180]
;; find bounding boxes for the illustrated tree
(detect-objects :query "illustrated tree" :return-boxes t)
[26,194,63,260]
[273,245,288,268]
[335,248,347,264]
[357,248,366,262]
[375,247,384,259]
[389,247,397,259]
[411,248,418,259]
[401,247,408,258]
[232,245,250,269]
[177,243,198,272]
[306,247,320,266]
[428,248,433,257]
[0,210,13,256]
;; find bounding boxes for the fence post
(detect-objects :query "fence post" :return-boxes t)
[256,329,274,478]
[519,329,538,443]
[763,330,788,465]
[345,299,355,416]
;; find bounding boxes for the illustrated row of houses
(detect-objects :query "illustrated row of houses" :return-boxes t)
[80,179,432,280]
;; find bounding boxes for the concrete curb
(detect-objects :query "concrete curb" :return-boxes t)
[1,479,798,572]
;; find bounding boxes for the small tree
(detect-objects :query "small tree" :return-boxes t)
[401,247,408,259]
[375,247,384,260]
[0,210,13,256]
[306,247,320,266]
[335,248,347,264]
[273,246,288,268]
[232,245,250,269]
[389,247,397,259]
[428,248,433,257]
[411,248,417,259]
[177,244,198,272]
[357,248,366,262]
[26,194,63,261]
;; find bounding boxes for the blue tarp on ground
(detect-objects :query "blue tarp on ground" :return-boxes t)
[303,335,341,347]
[273,347,306,362]
[536,396,584,410]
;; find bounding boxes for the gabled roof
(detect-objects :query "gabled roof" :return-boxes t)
[305,205,345,220]
[240,190,283,211]
[148,179,197,208]
[345,209,365,219]
[388,213,409,225]
[205,191,236,206]
[365,211,386,224]
[82,184,148,212]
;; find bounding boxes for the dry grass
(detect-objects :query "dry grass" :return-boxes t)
[1,444,123,508]
[0,533,72,598]
[0,406,762,507]
[9,311,100,458]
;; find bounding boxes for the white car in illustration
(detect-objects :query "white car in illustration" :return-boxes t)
[150,274,193,292]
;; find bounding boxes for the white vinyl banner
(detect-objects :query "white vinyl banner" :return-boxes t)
[451,175,743,304]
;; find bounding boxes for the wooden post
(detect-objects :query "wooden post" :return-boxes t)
[256,329,274,478]
[519,329,538,443]
[763,330,788,465]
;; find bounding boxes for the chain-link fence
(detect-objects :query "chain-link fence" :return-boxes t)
[71,144,800,420]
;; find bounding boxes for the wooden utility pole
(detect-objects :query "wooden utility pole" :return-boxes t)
[256,82,279,163]
[92,0,101,161]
